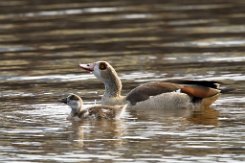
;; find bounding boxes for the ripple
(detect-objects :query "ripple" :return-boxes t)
[167,19,219,26]
[201,74,245,81]
[120,72,163,81]
[121,136,150,140]
[159,4,230,11]
[0,74,94,82]
[0,45,34,52]
[202,56,245,62]
[160,38,245,48]
[175,25,245,34]
[120,13,153,19]
[216,96,245,105]
[0,91,35,97]
[24,7,119,17]
[19,103,69,116]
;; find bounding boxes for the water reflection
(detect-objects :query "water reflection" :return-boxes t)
[188,106,219,125]
[71,120,126,147]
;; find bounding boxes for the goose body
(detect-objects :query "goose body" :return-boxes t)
[79,61,221,110]
[61,94,126,121]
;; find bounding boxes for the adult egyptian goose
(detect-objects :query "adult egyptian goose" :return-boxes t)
[79,61,222,110]
[61,94,126,121]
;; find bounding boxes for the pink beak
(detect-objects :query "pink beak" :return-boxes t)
[79,63,95,72]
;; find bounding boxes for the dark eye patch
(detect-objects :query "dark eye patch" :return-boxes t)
[99,62,107,70]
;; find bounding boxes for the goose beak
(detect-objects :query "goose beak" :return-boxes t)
[79,63,95,73]
[60,97,67,104]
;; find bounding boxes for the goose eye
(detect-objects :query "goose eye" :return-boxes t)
[99,63,107,70]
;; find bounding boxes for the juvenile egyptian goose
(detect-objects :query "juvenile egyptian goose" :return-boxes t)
[61,94,126,120]
[79,61,222,110]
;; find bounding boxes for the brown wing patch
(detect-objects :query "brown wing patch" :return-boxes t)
[126,82,181,105]
[181,85,220,98]
[126,81,221,105]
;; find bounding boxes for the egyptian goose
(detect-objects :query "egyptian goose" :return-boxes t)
[79,61,222,110]
[61,94,126,121]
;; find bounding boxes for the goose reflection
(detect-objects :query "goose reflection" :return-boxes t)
[128,105,219,126]
[66,119,127,148]
[187,106,219,126]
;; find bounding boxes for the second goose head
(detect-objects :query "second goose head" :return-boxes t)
[61,93,84,116]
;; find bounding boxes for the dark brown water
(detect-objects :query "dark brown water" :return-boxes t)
[0,0,245,162]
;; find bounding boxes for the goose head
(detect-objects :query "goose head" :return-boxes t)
[61,94,84,114]
[79,61,122,98]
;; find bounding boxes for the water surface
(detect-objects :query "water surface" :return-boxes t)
[0,0,244,162]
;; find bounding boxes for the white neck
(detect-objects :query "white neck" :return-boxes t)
[69,100,84,115]
[103,70,122,98]
[104,81,121,98]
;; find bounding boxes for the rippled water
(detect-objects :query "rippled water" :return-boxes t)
[0,0,245,162]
